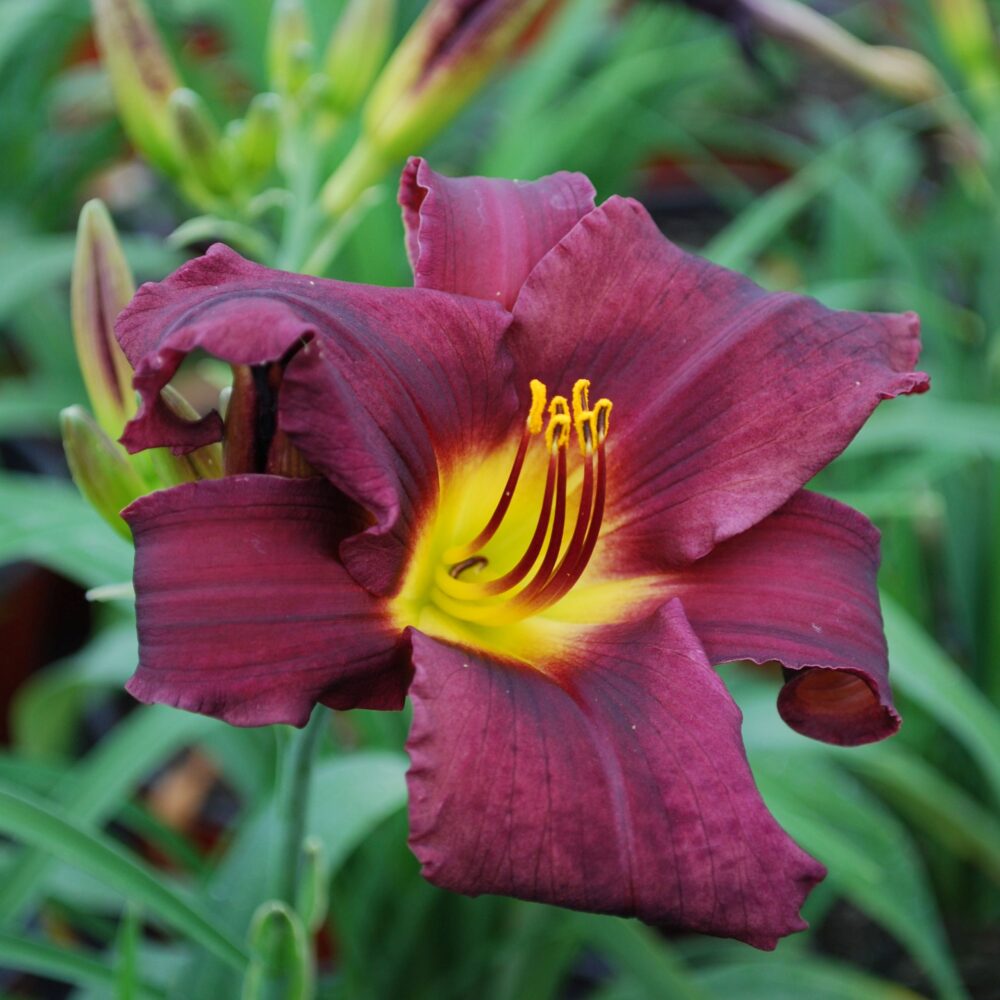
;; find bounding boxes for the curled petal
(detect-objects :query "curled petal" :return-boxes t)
[123,475,405,726]
[405,600,825,949]
[116,243,517,593]
[400,157,595,308]
[279,290,517,594]
[669,491,898,746]
[510,197,929,568]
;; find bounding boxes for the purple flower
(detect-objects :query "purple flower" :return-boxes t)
[116,160,928,948]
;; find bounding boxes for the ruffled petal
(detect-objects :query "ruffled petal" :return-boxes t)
[279,289,517,594]
[123,475,405,726]
[510,197,929,568]
[405,599,825,949]
[399,157,595,309]
[116,244,517,594]
[669,491,897,746]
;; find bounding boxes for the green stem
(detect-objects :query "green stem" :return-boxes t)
[276,709,325,905]
[275,123,321,271]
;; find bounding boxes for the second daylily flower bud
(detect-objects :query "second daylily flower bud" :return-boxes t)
[324,0,396,116]
[91,0,183,175]
[322,0,550,214]
[67,200,223,534]
[233,92,283,180]
[268,0,314,97]
[168,89,234,197]
[740,0,945,104]
[71,199,138,438]
[61,406,148,540]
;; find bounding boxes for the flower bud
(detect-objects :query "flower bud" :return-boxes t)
[71,199,137,439]
[168,88,234,197]
[154,385,224,484]
[237,92,283,179]
[741,0,946,105]
[61,406,147,539]
[70,201,222,503]
[322,0,549,214]
[91,0,182,175]
[268,0,314,97]
[324,0,396,116]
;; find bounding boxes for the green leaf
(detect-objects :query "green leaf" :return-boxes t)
[847,400,1000,460]
[752,754,967,1000]
[695,954,923,999]
[843,744,1000,883]
[882,593,1000,803]
[0,472,133,586]
[10,624,138,757]
[0,232,177,322]
[115,903,142,1000]
[0,931,166,1000]
[571,915,710,1000]
[0,784,247,971]
[1,703,217,925]
[309,751,409,871]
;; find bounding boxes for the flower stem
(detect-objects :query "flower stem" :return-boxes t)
[276,708,325,906]
[275,122,321,272]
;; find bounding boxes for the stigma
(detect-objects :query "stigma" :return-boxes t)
[433,378,612,626]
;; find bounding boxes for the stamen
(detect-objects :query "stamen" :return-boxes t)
[526,431,607,612]
[528,379,547,434]
[439,441,558,599]
[445,380,549,563]
[572,378,591,454]
[592,398,612,443]
[433,378,611,626]
[544,396,571,451]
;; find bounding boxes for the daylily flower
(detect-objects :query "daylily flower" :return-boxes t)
[115,160,928,948]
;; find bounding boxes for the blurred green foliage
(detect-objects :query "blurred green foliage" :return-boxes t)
[0,0,998,997]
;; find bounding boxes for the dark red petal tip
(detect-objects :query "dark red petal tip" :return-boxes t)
[778,667,901,746]
[123,475,403,726]
[672,490,899,747]
[400,157,596,308]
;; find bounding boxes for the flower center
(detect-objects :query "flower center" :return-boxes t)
[427,378,612,627]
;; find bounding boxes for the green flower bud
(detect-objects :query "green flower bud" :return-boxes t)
[322,0,549,214]
[71,200,137,439]
[60,406,147,539]
[91,0,182,175]
[268,0,314,97]
[324,0,396,116]
[238,92,283,179]
[168,88,234,197]
[155,385,224,484]
[71,200,223,505]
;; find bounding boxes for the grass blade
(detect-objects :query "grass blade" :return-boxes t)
[0,784,247,972]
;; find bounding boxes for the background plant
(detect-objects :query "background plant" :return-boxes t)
[0,0,998,997]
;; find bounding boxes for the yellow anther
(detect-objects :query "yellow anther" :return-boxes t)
[544,396,571,450]
[527,379,547,435]
[592,398,613,443]
[571,379,592,453]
